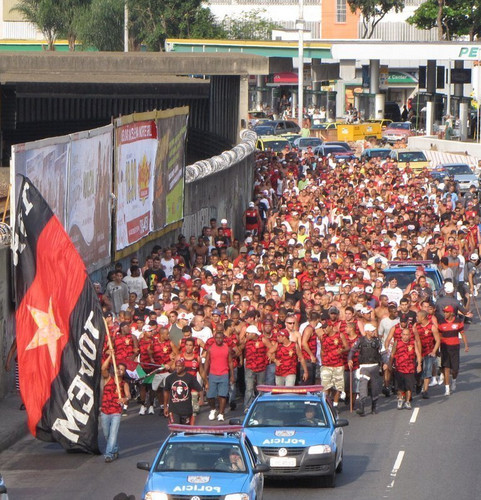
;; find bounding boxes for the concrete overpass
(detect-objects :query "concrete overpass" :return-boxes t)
[0,52,269,164]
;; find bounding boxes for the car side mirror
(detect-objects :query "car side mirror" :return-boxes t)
[229,418,242,425]
[137,461,151,471]
[334,419,349,428]
[253,463,270,474]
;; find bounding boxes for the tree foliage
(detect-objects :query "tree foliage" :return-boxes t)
[407,0,481,41]
[221,9,279,40]
[347,0,405,39]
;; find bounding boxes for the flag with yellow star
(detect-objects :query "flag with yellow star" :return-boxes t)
[14,176,106,454]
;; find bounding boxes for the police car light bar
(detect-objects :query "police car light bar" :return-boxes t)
[386,260,433,267]
[168,424,244,434]
[257,385,324,394]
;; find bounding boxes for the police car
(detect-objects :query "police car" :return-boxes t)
[239,386,348,487]
[137,425,269,500]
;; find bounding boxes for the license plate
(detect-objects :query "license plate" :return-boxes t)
[269,457,296,467]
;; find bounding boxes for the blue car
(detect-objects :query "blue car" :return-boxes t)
[137,425,268,500]
[240,386,348,487]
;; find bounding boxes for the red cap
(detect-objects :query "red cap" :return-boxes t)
[443,305,455,313]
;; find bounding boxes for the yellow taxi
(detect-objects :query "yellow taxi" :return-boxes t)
[256,135,290,152]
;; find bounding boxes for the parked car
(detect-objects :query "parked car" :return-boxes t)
[292,137,323,151]
[382,261,443,298]
[253,120,300,136]
[313,144,356,160]
[433,163,479,192]
[382,122,414,143]
[389,149,430,172]
[256,136,290,152]
[361,148,392,160]
[365,119,393,130]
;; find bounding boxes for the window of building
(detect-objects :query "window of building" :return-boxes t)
[336,0,347,23]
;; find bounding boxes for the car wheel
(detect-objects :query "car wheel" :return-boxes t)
[336,453,343,473]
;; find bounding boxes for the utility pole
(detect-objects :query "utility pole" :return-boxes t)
[124,1,129,52]
[297,0,304,126]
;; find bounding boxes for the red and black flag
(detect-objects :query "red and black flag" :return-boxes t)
[13,176,106,454]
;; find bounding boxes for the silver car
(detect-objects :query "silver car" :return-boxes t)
[437,163,479,193]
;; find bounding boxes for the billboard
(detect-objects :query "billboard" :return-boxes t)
[12,125,114,273]
[114,107,188,258]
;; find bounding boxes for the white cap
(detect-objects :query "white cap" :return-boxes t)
[245,237,253,244]
[364,324,377,332]
[365,286,374,294]
[288,238,297,245]
[143,324,155,332]
[221,218,228,224]
[361,307,371,314]
[444,282,454,293]
[241,296,251,302]
[354,303,364,311]
[157,315,169,326]
[178,312,191,321]
[471,253,479,261]
[249,202,255,208]
[356,267,365,273]
[235,273,244,279]
[246,325,261,335]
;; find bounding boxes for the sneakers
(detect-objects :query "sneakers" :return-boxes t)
[429,377,437,387]
[230,402,237,411]
[139,405,146,416]
[438,373,444,385]
[450,379,457,392]
[397,399,404,410]
[122,405,128,416]
[444,385,450,396]
[217,413,225,422]
[340,391,346,401]
[421,391,430,399]
[148,405,155,415]
[105,456,113,463]
[382,386,392,397]
[208,409,217,421]
[403,401,412,410]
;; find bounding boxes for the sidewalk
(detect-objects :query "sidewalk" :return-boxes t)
[0,394,28,453]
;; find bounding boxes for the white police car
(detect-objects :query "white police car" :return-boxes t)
[137,425,269,500]
[238,386,348,487]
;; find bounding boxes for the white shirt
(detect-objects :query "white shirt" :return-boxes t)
[381,286,404,306]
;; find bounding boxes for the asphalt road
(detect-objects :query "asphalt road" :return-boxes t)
[1,325,481,500]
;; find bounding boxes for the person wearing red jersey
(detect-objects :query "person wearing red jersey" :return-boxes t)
[272,329,308,386]
[413,310,440,399]
[301,312,322,385]
[114,321,139,365]
[390,328,422,410]
[438,305,469,396]
[243,201,262,235]
[138,324,155,415]
[151,327,178,412]
[343,321,361,406]
[100,351,130,463]
[177,337,206,414]
[205,331,235,421]
[242,325,271,411]
[319,319,349,407]
[262,317,278,385]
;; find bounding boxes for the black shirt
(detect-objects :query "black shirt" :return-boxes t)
[165,372,202,416]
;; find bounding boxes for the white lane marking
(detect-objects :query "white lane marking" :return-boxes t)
[409,407,419,424]
[391,450,405,476]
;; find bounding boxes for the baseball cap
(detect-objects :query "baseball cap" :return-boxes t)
[365,286,374,294]
[443,305,455,313]
[249,202,255,208]
[364,324,376,332]
[361,307,371,315]
[235,273,244,279]
[241,296,251,302]
[142,324,155,332]
[444,282,454,293]
[220,218,228,224]
[246,325,261,335]
[212,309,222,316]
[277,329,288,336]
[471,253,479,261]
[157,315,169,326]
[178,312,190,320]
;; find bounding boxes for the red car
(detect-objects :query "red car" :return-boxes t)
[382,122,414,143]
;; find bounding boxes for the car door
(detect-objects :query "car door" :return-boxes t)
[244,438,264,500]
[325,399,343,465]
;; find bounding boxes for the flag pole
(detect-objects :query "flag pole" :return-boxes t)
[103,319,122,400]
[1,184,10,223]
[349,368,353,413]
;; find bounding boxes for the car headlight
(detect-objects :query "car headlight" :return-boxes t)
[308,445,332,455]
[224,494,249,500]
[145,493,168,500]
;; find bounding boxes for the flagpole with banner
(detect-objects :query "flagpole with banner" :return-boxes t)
[13,175,106,454]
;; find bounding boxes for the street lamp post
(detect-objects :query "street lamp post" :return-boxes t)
[297,0,304,127]
[124,1,129,52]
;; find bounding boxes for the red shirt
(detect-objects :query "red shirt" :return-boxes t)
[208,342,230,376]
[114,333,135,364]
[245,335,268,372]
[394,338,416,374]
[138,337,153,370]
[101,377,125,415]
[179,354,202,377]
[301,326,317,361]
[321,332,344,367]
[417,321,435,357]
[151,336,173,371]
[438,321,464,346]
[275,341,298,376]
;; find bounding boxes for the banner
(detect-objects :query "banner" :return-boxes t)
[13,176,106,454]
[67,126,113,271]
[115,120,158,251]
[114,107,189,258]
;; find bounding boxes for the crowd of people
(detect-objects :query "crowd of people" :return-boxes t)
[98,143,480,460]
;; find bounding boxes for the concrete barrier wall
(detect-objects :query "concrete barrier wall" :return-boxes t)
[409,136,481,165]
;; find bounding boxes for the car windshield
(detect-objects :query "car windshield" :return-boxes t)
[254,126,274,135]
[367,149,391,159]
[444,165,473,175]
[156,442,246,473]
[382,269,441,293]
[299,138,322,147]
[397,152,426,162]
[388,122,410,130]
[327,146,348,153]
[246,400,328,427]
[263,140,289,152]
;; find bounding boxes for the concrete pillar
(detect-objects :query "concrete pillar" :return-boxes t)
[369,59,380,94]
[291,91,297,119]
[459,100,468,141]
[256,75,263,110]
[312,81,320,106]
[335,81,345,118]
[426,101,435,135]
[454,60,464,97]
[375,93,385,120]
[238,75,249,139]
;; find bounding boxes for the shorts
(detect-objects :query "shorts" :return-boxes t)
[169,413,193,425]
[394,371,416,393]
[440,344,460,372]
[422,355,436,379]
[207,374,229,399]
[320,366,345,392]
[381,352,390,366]
[152,372,170,391]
